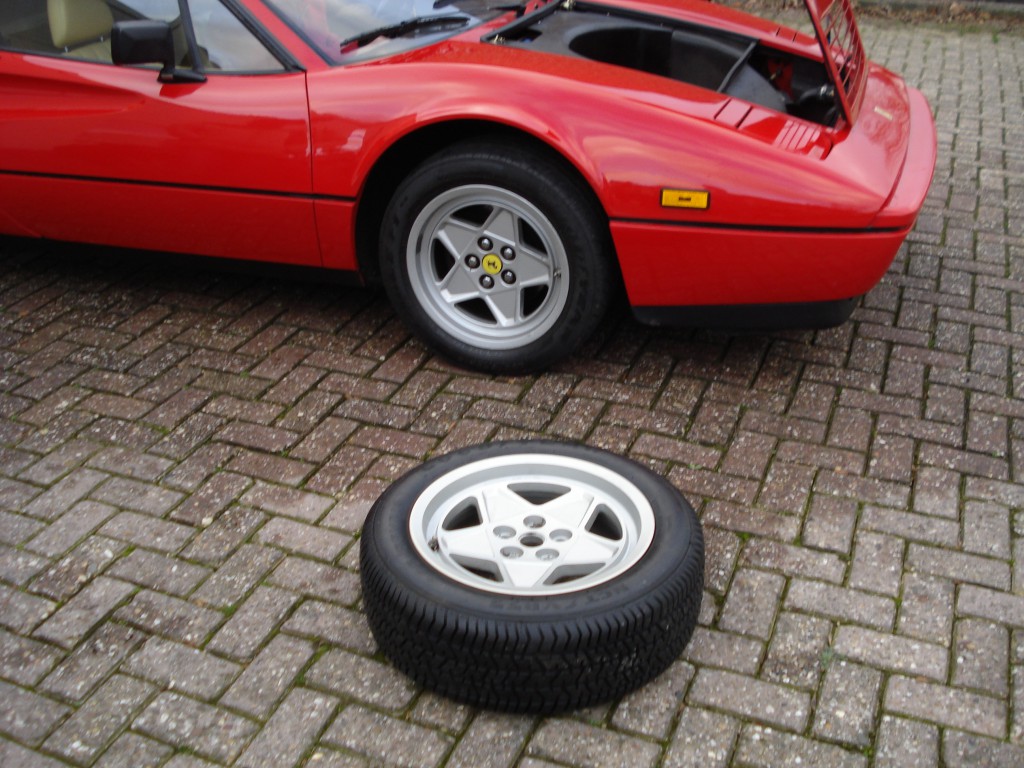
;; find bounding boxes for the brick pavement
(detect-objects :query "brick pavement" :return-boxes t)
[1,15,1023,768]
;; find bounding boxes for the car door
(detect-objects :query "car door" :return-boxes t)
[0,0,320,266]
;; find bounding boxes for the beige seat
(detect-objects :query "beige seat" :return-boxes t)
[49,0,113,62]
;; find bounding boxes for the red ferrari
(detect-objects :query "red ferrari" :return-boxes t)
[0,0,935,372]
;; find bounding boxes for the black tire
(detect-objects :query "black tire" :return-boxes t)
[359,440,704,714]
[379,140,614,374]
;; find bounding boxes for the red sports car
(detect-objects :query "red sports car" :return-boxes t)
[0,0,935,372]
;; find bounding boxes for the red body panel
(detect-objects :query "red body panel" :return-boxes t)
[0,0,936,311]
[0,51,317,264]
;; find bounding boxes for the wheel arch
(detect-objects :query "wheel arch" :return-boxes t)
[353,119,618,286]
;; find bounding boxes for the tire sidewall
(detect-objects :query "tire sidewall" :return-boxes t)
[361,440,701,624]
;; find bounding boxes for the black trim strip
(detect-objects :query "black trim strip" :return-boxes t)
[0,169,355,204]
[633,297,858,329]
[612,216,903,236]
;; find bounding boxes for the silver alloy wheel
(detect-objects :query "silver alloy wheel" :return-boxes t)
[408,453,657,596]
[405,184,570,350]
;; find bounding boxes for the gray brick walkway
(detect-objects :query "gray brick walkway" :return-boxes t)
[2,16,1023,768]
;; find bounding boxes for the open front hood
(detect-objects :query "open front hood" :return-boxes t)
[803,0,868,123]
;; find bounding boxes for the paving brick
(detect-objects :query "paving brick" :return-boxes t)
[256,517,351,561]
[735,724,867,768]
[123,636,240,700]
[34,576,135,649]
[740,540,845,584]
[99,511,194,554]
[0,627,63,686]
[220,634,315,719]
[236,688,337,768]
[958,584,1024,628]
[323,705,452,768]
[0,679,72,745]
[40,623,143,703]
[92,731,174,768]
[529,719,660,768]
[874,715,939,768]
[409,693,473,734]
[785,579,896,631]
[191,543,283,608]
[663,707,739,768]
[953,618,1009,697]
[282,601,375,653]
[115,590,223,646]
[180,505,266,566]
[24,500,115,557]
[717,569,785,639]
[268,556,361,605]
[29,535,126,602]
[682,627,763,675]
[612,660,693,738]
[908,544,1010,590]
[860,505,959,547]
[763,611,832,690]
[306,648,417,710]
[134,692,259,764]
[107,547,210,595]
[688,669,809,732]
[240,481,334,522]
[22,468,107,521]
[834,625,947,681]
[206,585,298,660]
[44,674,156,763]
[801,494,858,554]
[848,531,904,597]
[943,730,1024,768]
[885,676,1005,738]
[169,471,251,526]
[437,712,528,768]
[813,660,882,747]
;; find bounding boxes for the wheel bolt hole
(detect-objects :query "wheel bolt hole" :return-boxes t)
[501,246,515,260]
[524,515,545,529]
[519,533,544,548]
[465,255,480,269]
[493,526,516,540]
[550,529,573,542]
[501,270,516,285]
[500,546,523,559]
[480,275,494,289]
[536,549,559,561]
[478,237,493,251]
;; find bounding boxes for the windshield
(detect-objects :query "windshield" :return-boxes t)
[265,0,503,63]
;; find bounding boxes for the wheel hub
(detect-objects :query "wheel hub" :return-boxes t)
[408,453,657,596]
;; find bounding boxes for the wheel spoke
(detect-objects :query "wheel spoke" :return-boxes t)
[436,218,477,261]
[482,207,518,245]
[538,487,598,530]
[440,524,495,562]
[512,245,554,287]
[482,287,521,327]
[438,265,481,302]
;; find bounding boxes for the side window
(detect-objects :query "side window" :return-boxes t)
[188,0,283,72]
[0,0,282,73]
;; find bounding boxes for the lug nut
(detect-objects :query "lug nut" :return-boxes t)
[480,275,494,289]
[501,270,516,285]
[465,255,480,269]
[478,237,493,251]
[501,246,515,260]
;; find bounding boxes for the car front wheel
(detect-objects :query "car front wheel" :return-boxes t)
[380,140,613,373]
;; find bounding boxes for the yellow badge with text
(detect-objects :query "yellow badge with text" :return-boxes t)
[482,254,503,275]
[661,189,710,210]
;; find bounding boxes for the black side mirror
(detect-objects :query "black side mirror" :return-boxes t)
[111,20,204,83]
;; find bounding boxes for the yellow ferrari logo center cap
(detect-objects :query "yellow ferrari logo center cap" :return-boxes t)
[482,254,503,275]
